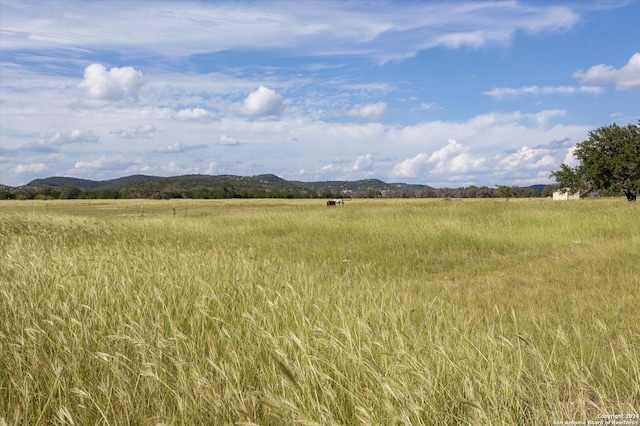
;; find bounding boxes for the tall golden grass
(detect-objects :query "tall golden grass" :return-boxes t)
[1,198,638,424]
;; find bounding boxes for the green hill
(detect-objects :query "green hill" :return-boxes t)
[23,174,421,194]
[0,174,548,200]
[26,175,162,190]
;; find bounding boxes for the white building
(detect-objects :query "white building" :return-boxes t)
[552,190,581,200]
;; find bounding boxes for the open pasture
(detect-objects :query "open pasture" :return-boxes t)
[1,198,638,425]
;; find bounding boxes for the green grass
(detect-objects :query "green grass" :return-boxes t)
[1,198,638,425]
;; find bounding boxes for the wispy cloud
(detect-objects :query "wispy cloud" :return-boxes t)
[484,85,603,98]
[21,129,99,152]
[11,163,47,175]
[534,137,573,150]
[416,102,441,111]
[109,124,158,139]
[72,156,139,174]
[153,142,208,153]
[0,1,585,63]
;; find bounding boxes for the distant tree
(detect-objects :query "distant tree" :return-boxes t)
[303,189,319,198]
[418,187,439,198]
[59,185,82,199]
[318,187,333,198]
[541,184,560,198]
[0,185,13,200]
[363,187,382,198]
[462,186,480,198]
[15,186,36,200]
[551,121,640,201]
[163,183,185,199]
[35,186,57,200]
[187,187,212,199]
[219,182,239,198]
[514,186,540,198]
[392,188,416,198]
[101,187,121,199]
[78,190,96,199]
[495,185,517,200]
[476,186,494,198]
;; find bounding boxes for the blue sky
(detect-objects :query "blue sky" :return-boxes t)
[1,0,639,187]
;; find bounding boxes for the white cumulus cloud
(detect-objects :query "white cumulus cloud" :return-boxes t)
[391,153,430,178]
[500,146,546,170]
[205,162,218,175]
[427,139,485,174]
[428,139,465,164]
[391,139,487,179]
[174,108,215,122]
[562,145,579,168]
[348,153,375,172]
[154,142,185,153]
[42,129,99,145]
[161,161,182,173]
[348,102,387,120]
[219,134,239,145]
[573,52,640,90]
[78,63,145,102]
[241,86,284,118]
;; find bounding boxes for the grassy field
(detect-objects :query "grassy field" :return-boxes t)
[1,198,638,425]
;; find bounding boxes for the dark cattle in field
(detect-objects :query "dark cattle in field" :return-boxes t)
[327,200,336,206]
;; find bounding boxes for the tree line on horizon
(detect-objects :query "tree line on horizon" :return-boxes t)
[0,181,554,200]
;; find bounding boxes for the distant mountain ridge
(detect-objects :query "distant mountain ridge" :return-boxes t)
[291,178,427,192]
[23,174,428,193]
[26,175,163,191]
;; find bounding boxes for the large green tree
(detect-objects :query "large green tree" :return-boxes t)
[551,121,640,201]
